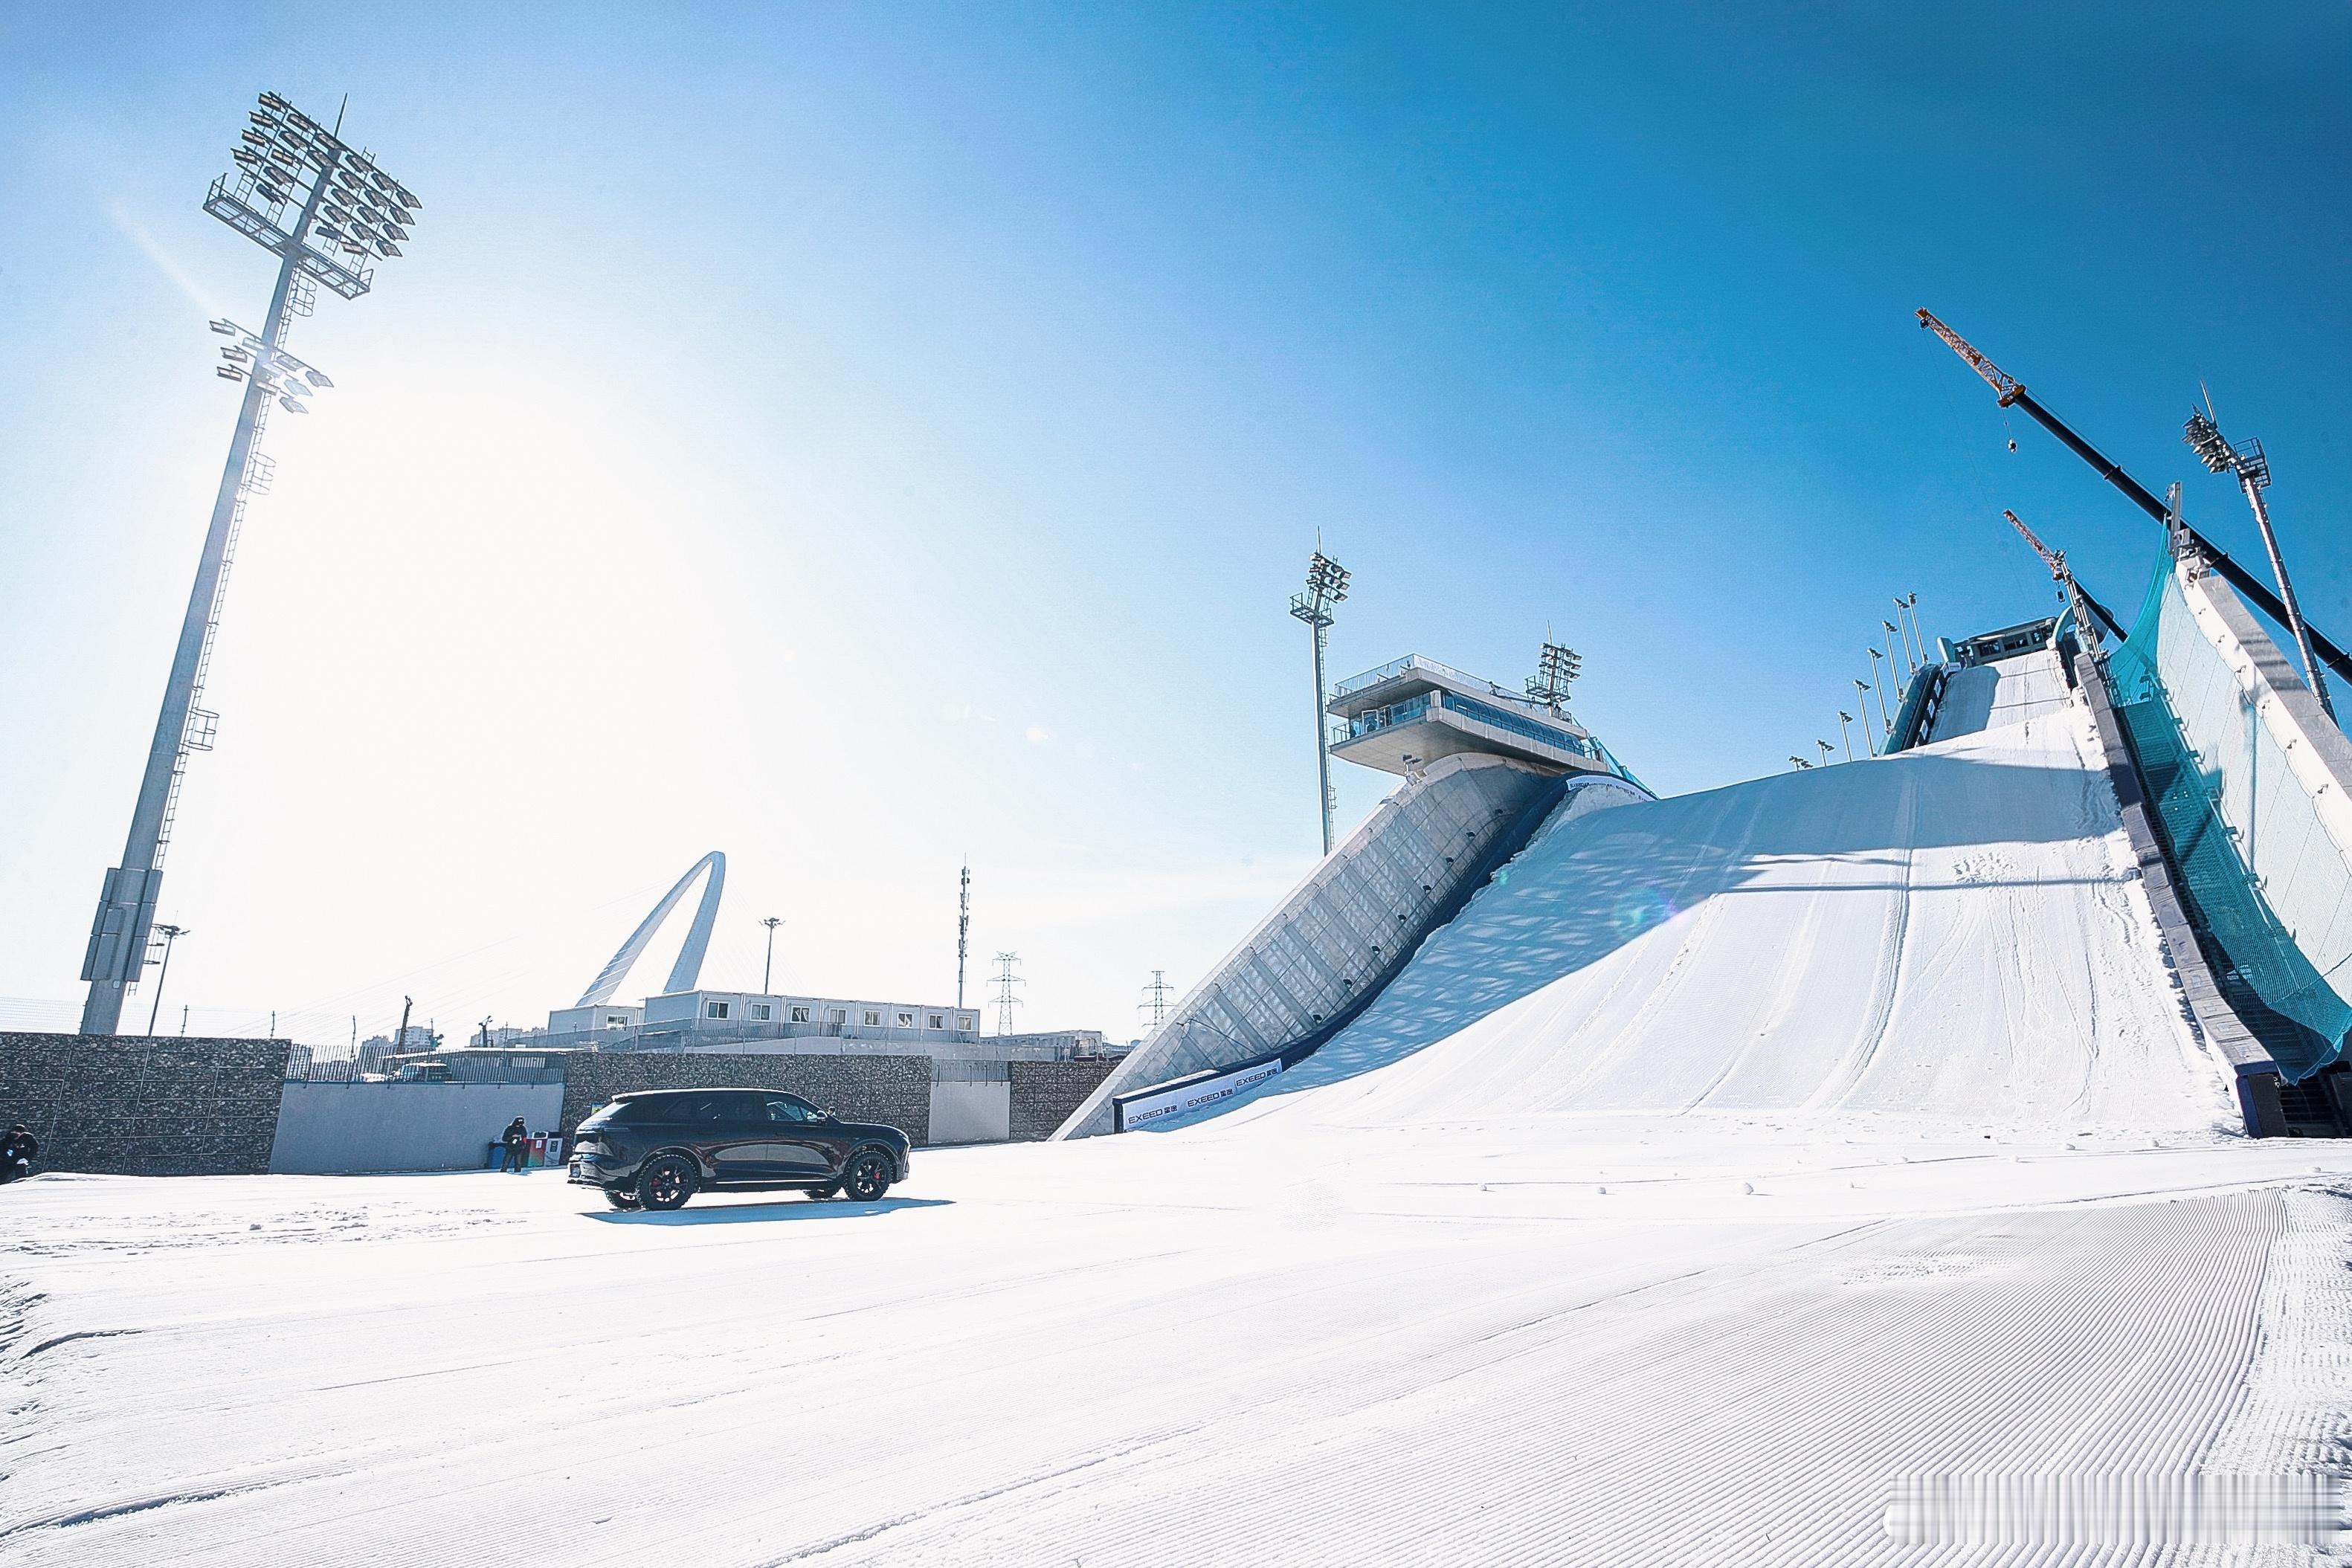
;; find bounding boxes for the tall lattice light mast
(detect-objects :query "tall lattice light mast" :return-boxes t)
[2185,409,2335,722]
[1526,639,1582,714]
[79,92,422,1034]
[1289,549,1350,856]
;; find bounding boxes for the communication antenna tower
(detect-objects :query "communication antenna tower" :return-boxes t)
[1140,969,1172,1031]
[990,951,1025,1036]
[79,91,423,1035]
[1525,639,1582,712]
[1289,546,1351,856]
[956,862,971,1010]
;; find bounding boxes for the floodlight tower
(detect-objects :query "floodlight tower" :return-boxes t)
[1525,641,1582,713]
[1289,549,1351,856]
[2185,409,2334,721]
[78,92,422,1035]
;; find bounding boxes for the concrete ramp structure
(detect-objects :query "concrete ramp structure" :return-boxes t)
[1054,755,1649,1138]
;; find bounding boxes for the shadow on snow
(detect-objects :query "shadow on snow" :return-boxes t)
[587,1196,951,1225]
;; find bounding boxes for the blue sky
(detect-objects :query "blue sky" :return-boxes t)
[2,2,2347,1042]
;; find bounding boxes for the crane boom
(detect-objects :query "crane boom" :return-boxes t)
[2003,509,2127,644]
[1917,309,2352,688]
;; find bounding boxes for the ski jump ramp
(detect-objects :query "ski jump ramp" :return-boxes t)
[1132,652,2243,1141]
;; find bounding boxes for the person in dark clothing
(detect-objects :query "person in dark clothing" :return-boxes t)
[1,1124,36,1185]
[500,1116,530,1173]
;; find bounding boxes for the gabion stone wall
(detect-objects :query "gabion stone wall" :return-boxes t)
[1008,1060,1119,1142]
[558,1052,932,1146]
[0,1033,287,1176]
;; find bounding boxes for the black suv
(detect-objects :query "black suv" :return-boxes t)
[567,1088,911,1211]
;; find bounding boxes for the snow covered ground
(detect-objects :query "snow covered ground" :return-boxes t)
[10,694,2352,1564]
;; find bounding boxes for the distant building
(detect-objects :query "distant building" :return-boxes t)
[546,1004,645,1035]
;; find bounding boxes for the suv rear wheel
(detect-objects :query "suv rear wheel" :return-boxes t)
[842,1149,893,1202]
[637,1155,697,1211]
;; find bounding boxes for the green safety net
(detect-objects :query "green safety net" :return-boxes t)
[2105,554,2352,1080]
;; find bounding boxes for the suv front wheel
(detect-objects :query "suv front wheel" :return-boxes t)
[637,1155,698,1211]
[842,1149,894,1202]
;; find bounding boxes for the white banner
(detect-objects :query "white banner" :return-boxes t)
[1118,1057,1283,1131]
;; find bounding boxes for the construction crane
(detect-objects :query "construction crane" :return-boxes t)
[2002,509,2125,648]
[1917,309,2352,691]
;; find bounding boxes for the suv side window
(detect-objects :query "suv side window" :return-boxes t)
[762,1096,819,1123]
[687,1096,732,1123]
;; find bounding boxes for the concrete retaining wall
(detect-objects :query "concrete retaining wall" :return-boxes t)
[270,1081,567,1174]
[0,1033,285,1176]
[558,1051,932,1146]
[928,1080,1011,1144]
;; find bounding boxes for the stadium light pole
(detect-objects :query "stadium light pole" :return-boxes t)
[1836,710,1855,762]
[1816,740,1834,768]
[1289,549,1351,856]
[1895,594,1928,668]
[1852,681,1880,755]
[1882,620,1914,680]
[144,925,187,1036]
[1865,650,1894,738]
[760,916,783,994]
[2185,409,2335,721]
[79,92,421,1035]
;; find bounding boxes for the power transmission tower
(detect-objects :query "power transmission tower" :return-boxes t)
[80,92,424,1034]
[956,862,970,1009]
[1289,548,1351,856]
[990,952,1024,1036]
[1139,969,1172,1031]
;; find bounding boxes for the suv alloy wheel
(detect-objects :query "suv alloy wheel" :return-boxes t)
[842,1149,893,1201]
[637,1155,697,1211]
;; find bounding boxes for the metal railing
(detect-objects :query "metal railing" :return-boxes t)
[1333,654,1502,702]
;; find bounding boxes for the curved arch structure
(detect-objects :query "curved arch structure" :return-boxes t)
[577,851,726,1007]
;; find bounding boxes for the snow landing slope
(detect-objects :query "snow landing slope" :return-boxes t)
[1185,654,2238,1139]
